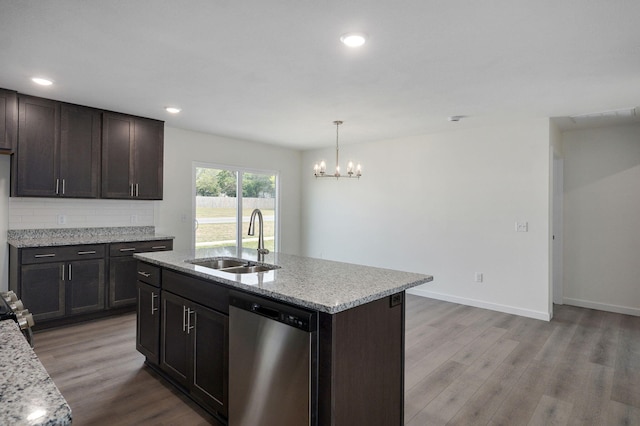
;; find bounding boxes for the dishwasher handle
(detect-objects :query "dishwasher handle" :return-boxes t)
[251,303,280,320]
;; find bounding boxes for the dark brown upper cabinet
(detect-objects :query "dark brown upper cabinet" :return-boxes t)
[0,88,18,153]
[102,112,163,199]
[13,95,101,197]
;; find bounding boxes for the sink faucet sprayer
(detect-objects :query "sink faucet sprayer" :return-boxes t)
[248,208,269,262]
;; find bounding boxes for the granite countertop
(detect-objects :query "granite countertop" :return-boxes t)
[7,226,174,248]
[0,321,71,426]
[135,247,433,314]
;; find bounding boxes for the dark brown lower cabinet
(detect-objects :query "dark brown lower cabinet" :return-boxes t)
[20,258,105,321]
[160,290,229,417]
[109,240,173,308]
[20,263,65,321]
[136,281,160,364]
[110,256,138,307]
[67,258,105,315]
[10,241,172,329]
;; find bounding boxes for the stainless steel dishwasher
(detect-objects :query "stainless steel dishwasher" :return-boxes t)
[229,291,317,426]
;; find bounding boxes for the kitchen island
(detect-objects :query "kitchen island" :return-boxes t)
[135,247,433,426]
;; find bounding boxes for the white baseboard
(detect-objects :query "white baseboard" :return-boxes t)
[407,287,551,321]
[562,297,640,317]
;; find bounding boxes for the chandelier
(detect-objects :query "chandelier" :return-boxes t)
[314,121,362,179]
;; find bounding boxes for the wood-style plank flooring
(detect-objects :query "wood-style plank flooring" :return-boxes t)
[33,295,640,425]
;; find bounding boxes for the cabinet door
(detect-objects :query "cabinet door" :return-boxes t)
[16,95,60,196]
[137,281,160,364]
[0,88,17,152]
[109,256,138,308]
[191,303,229,416]
[67,258,105,315]
[133,117,163,199]
[59,104,101,198]
[20,262,65,321]
[102,112,133,198]
[161,291,190,387]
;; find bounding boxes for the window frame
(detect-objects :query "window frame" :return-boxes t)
[191,161,280,256]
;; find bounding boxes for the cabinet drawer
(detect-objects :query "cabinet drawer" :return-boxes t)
[110,239,173,257]
[21,244,105,264]
[163,270,228,314]
[137,262,160,287]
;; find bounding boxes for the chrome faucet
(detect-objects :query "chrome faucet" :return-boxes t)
[248,208,269,262]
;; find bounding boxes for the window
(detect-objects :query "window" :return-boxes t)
[193,163,278,253]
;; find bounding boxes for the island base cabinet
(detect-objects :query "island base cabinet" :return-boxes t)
[160,292,190,387]
[160,290,229,418]
[318,293,405,426]
[136,281,160,364]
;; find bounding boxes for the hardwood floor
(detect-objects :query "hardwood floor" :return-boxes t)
[33,295,640,425]
[33,313,221,426]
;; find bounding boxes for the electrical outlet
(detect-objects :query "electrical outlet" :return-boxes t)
[57,215,67,225]
[474,272,483,283]
[180,213,188,223]
[515,221,528,232]
[130,215,138,224]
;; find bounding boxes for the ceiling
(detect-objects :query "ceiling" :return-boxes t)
[2,1,640,150]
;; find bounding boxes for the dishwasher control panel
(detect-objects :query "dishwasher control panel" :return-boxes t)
[230,291,317,332]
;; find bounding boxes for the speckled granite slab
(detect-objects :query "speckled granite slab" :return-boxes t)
[135,247,433,314]
[8,226,174,248]
[0,321,71,426]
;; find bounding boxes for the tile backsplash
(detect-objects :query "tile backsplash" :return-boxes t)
[9,198,156,229]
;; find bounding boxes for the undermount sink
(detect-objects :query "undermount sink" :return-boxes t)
[187,257,280,274]
[219,265,275,274]
[190,258,247,269]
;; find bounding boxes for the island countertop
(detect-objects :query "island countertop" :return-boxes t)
[135,247,433,314]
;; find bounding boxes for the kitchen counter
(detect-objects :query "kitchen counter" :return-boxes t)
[8,226,174,248]
[0,321,71,426]
[135,247,433,314]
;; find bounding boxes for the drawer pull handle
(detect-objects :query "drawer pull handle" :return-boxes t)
[151,246,166,250]
[34,253,56,258]
[138,271,151,278]
[77,251,96,255]
[119,248,136,252]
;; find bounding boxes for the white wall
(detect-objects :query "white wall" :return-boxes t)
[301,119,552,320]
[562,123,640,315]
[155,126,302,255]
[0,155,10,292]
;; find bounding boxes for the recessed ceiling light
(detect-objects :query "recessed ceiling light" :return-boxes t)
[340,33,367,48]
[165,107,181,114]
[32,77,53,86]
